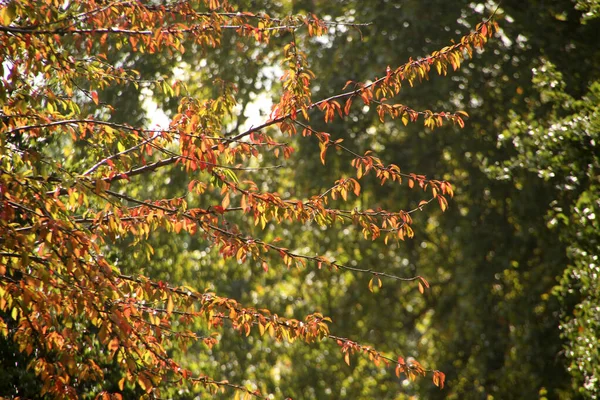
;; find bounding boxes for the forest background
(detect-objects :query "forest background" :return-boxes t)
[1,0,599,399]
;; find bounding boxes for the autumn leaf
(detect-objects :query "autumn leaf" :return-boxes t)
[0,1,500,396]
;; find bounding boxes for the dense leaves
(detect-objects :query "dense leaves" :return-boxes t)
[0,1,500,398]
[4,1,598,399]
[289,1,600,399]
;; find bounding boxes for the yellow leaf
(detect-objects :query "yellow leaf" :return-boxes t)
[1,4,16,25]
[261,214,267,229]
[402,113,409,126]
[166,295,174,314]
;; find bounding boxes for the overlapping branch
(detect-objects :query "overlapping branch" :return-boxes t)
[0,1,498,397]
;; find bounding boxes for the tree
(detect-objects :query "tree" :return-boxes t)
[496,52,600,400]
[290,2,600,399]
[489,4,600,397]
[0,1,498,398]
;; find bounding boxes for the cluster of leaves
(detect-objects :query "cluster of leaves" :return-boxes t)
[1,0,496,398]
[281,1,599,399]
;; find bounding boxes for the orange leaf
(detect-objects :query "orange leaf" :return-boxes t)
[352,179,361,196]
[108,337,119,354]
[433,370,446,389]
[344,98,353,115]
[320,145,327,165]
[481,23,488,37]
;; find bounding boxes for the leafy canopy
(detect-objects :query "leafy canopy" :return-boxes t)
[0,0,495,398]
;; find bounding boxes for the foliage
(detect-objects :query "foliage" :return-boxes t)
[483,3,600,396]
[496,59,600,398]
[0,1,498,398]
[281,1,600,399]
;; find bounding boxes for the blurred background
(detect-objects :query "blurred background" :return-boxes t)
[2,1,598,399]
